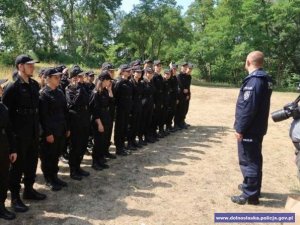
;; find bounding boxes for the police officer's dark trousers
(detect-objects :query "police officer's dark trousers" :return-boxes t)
[9,137,39,197]
[92,118,110,163]
[141,101,154,139]
[129,108,142,143]
[166,97,177,128]
[0,148,9,204]
[238,135,263,199]
[69,113,89,173]
[152,101,164,133]
[40,136,65,180]
[114,107,130,151]
[175,94,188,126]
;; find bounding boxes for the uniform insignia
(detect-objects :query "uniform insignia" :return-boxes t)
[268,82,273,90]
[243,91,251,101]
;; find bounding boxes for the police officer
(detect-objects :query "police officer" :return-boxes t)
[38,68,47,88]
[84,71,96,96]
[0,79,17,220]
[184,63,193,127]
[39,68,70,191]
[174,62,190,130]
[140,67,156,144]
[57,65,70,94]
[66,65,90,180]
[2,54,46,213]
[232,51,272,205]
[90,71,113,170]
[101,62,117,159]
[162,69,172,135]
[128,66,144,150]
[166,63,179,132]
[114,64,133,156]
[152,60,165,138]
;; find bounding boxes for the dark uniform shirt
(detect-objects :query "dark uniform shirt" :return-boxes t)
[141,78,155,106]
[170,75,179,100]
[0,102,16,153]
[65,82,90,127]
[39,86,69,137]
[163,78,172,107]
[114,78,133,111]
[59,74,70,94]
[84,82,96,97]
[90,89,113,124]
[2,76,40,138]
[234,69,273,136]
[177,72,191,98]
[152,73,164,105]
[130,78,144,112]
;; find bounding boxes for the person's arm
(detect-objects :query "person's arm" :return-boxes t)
[234,78,264,135]
[2,82,16,114]
[39,93,54,143]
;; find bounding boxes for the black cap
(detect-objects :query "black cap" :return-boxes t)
[15,54,39,67]
[181,62,188,67]
[102,62,115,70]
[132,66,143,72]
[85,71,95,77]
[0,79,8,85]
[188,63,194,69]
[144,59,153,64]
[132,59,142,66]
[170,62,178,69]
[119,64,131,72]
[145,67,154,73]
[56,65,67,73]
[98,71,113,81]
[38,68,46,76]
[70,65,85,78]
[164,69,171,74]
[44,68,63,77]
[153,60,162,65]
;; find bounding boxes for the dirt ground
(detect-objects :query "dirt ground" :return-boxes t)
[3,85,300,225]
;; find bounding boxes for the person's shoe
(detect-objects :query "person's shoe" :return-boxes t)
[46,181,62,192]
[0,204,16,220]
[127,143,138,151]
[133,140,143,148]
[157,132,164,138]
[231,195,259,205]
[98,162,110,169]
[77,168,90,177]
[238,184,243,191]
[173,125,181,131]
[116,149,129,156]
[92,162,103,171]
[70,172,82,181]
[59,156,69,164]
[184,122,191,127]
[11,198,29,213]
[53,176,68,187]
[105,152,117,159]
[139,138,147,146]
[23,188,47,200]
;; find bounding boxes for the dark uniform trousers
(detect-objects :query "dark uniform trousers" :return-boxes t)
[114,107,130,150]
[129,108,142,142]
[166,96,177,128]
[92,119,110,161]
[141,100,154,138]
[238,135,263,198]
[175,93,188,126]
[0,148,9,203]
[40,136,65,179]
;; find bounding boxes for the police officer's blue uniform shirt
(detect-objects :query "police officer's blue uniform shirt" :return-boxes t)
[234,68,273,137]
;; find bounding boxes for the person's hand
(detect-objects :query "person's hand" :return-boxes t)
[46,135,55,143]
[183,89,189,94]
[66,130,70,138]
[107,82,112,91]
[98,124,104,133]
[186,96,190,100]
[9,153,17,163]
[176,100,179,104]
[235,132,243,142]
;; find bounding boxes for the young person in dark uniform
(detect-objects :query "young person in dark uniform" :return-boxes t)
[89,71,113,170]
[101,62,117,159]
[39,68,70,191]
[162,69,172,135]
[140,67,156,144]
[128,66,144,150]
[0,79,17,220]
[184,63,193,127]
[84,71,96,96]
[167,63,179,132]
[66,65,90,180]
[2,55,46,213]
[152,60,166,138]
[113,64,133,156]
[174,62,189,130]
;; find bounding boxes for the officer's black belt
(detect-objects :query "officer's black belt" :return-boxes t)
[16,108,39,115]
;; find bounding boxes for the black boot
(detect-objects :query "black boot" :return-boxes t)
[92,161,103,171]
[0,203,16,220]
[70,168,82,181]
[53,175,68,187]
[104,152,117,159]
[23,187,47,200]
[11,193,28,213]
[77,167,90,177]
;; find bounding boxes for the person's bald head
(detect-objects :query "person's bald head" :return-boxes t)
[245,51,264,72]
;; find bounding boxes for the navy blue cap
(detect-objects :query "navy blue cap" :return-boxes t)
[145,67,154,73]
[70,65,85,78]
[132,66,143,72]
[188,63,194,69]
[181,62,188,67]
[164,69,171,74]
[56,65,67,73]
[119,64,131,72]
[98,71,113,81]
[39,68,46,76]
[15,54,39,67]
[153,60,162,65]
[144,59,153,64]
[44,68,62,77]
[102,62,115,70]
[85,71,95,77]
[132,59,142,66]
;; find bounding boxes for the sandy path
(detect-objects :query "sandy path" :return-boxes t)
[3,86,300,225]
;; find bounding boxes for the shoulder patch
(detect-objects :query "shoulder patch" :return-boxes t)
[243,91,251,101]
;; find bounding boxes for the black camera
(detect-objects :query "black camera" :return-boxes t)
[272,95,300,122]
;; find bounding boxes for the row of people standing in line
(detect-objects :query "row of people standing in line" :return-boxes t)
[0,55,192,220]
